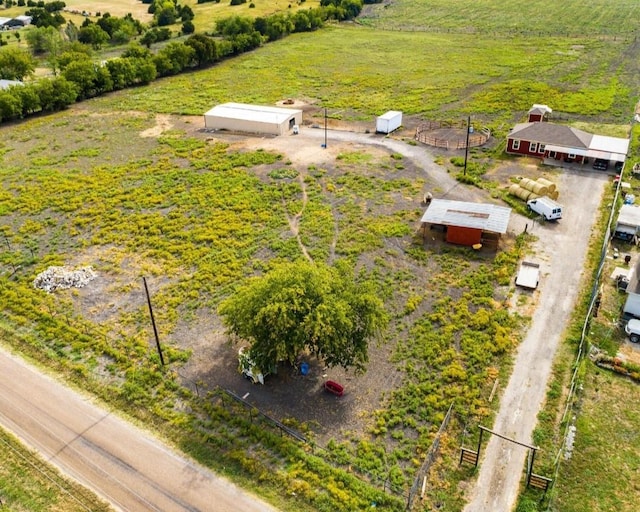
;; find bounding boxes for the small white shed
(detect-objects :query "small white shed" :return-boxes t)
[376,111,403,134]
[203,102,302,136]
[615,204,640,241]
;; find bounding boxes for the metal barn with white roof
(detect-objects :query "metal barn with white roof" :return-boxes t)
[203,102,302,136]
[420,199,512,247]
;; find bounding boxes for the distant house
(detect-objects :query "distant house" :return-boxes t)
[420,199,511,247]
[506,105,630,170]
[0,79,25,90]
[0,15,32,29]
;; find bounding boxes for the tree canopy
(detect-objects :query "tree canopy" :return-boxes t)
[0,46,36,80]
[218,260,387,374]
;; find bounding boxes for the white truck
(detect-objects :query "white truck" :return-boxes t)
[527,196,563,221]
[515,261,540,289]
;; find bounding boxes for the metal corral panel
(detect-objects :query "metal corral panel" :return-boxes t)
[203,102,303,135]
[421,199,511,234]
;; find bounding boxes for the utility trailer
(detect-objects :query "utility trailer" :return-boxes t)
[515,261,540,289]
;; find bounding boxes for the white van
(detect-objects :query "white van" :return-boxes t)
[527,196,563,221]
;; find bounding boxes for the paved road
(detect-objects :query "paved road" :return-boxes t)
[0,346,279,512]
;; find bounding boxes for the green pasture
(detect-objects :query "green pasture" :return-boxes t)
[184,0,322,33]
[0,426,110,511]
[551,364,640,512]
[359,0,640,37]
[91,25,635,127]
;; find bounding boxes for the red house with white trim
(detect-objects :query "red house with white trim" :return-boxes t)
[506,105,629,170]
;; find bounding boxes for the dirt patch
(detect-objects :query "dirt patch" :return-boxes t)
[140,114,174,138]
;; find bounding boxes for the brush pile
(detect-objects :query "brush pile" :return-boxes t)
[33,266,97,293]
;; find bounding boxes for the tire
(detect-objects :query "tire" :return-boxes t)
[630,333,640,343]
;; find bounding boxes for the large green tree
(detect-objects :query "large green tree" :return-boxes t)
[218,260,387,374]
[0,46,36,80]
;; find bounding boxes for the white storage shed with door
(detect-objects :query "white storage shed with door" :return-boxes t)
[204,102,303,136]
[376,111,403,134]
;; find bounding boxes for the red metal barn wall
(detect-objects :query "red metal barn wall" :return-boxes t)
[446,226,482,246]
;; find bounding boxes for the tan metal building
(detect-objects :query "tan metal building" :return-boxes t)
[203,102,303,136]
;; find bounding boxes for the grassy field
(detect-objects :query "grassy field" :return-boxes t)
[0,426,110,511]
[552,364,640,511]
[88,24,637,129]
[359,0,640,36]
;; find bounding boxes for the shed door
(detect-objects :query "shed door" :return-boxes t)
[446,226,482,246]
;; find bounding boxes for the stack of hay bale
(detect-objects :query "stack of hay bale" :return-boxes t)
[508,177,559,202]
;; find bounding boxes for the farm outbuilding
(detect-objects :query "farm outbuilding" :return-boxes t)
[203,102,302,136]
[420,199,511,247]
[614,204,640,242]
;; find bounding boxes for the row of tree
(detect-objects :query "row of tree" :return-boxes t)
[0,0,363,124]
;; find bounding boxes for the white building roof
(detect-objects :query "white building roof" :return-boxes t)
[0,17,11,25]
[204,102,302,124]
[617,204,640,228]
[0,79,25,90]
[590,134,630,157]
[420,199,512,234]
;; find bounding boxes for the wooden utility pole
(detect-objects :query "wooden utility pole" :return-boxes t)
[143,277,165,366]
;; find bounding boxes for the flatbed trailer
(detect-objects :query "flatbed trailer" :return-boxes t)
[515,261,540,289]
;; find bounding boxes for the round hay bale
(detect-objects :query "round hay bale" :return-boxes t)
[549,190,559,200]
[515,186,532,201]
[531,182,549,196]
[537,178,556,192]
[519,177,536,191]
[508,183,521,196]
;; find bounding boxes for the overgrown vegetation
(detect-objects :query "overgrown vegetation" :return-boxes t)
[0,426,111,511]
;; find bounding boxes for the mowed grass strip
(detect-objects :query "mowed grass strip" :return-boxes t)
[552,364,640,511]
[359,0,640,36]
[92,25,633,124]
[0,427,111,511]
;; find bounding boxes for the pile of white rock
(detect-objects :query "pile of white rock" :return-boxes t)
[33,266,97,293]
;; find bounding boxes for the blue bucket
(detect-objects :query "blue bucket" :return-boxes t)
[300,362,309,376]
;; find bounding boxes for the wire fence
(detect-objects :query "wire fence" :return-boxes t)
[405,402,454,510]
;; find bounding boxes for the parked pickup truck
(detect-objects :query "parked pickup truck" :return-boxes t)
[515,261,540,289]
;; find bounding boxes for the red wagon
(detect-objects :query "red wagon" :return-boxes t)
[324,380,344,397]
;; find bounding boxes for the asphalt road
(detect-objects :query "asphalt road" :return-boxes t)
[0,346,279,512]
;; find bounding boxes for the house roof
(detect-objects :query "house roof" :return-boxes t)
[508,122,593,148]
[508,122,629,160]
[420,199,512,234]
[528,104,552,115]
[0,79,25,90]
[204,102,302,124]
